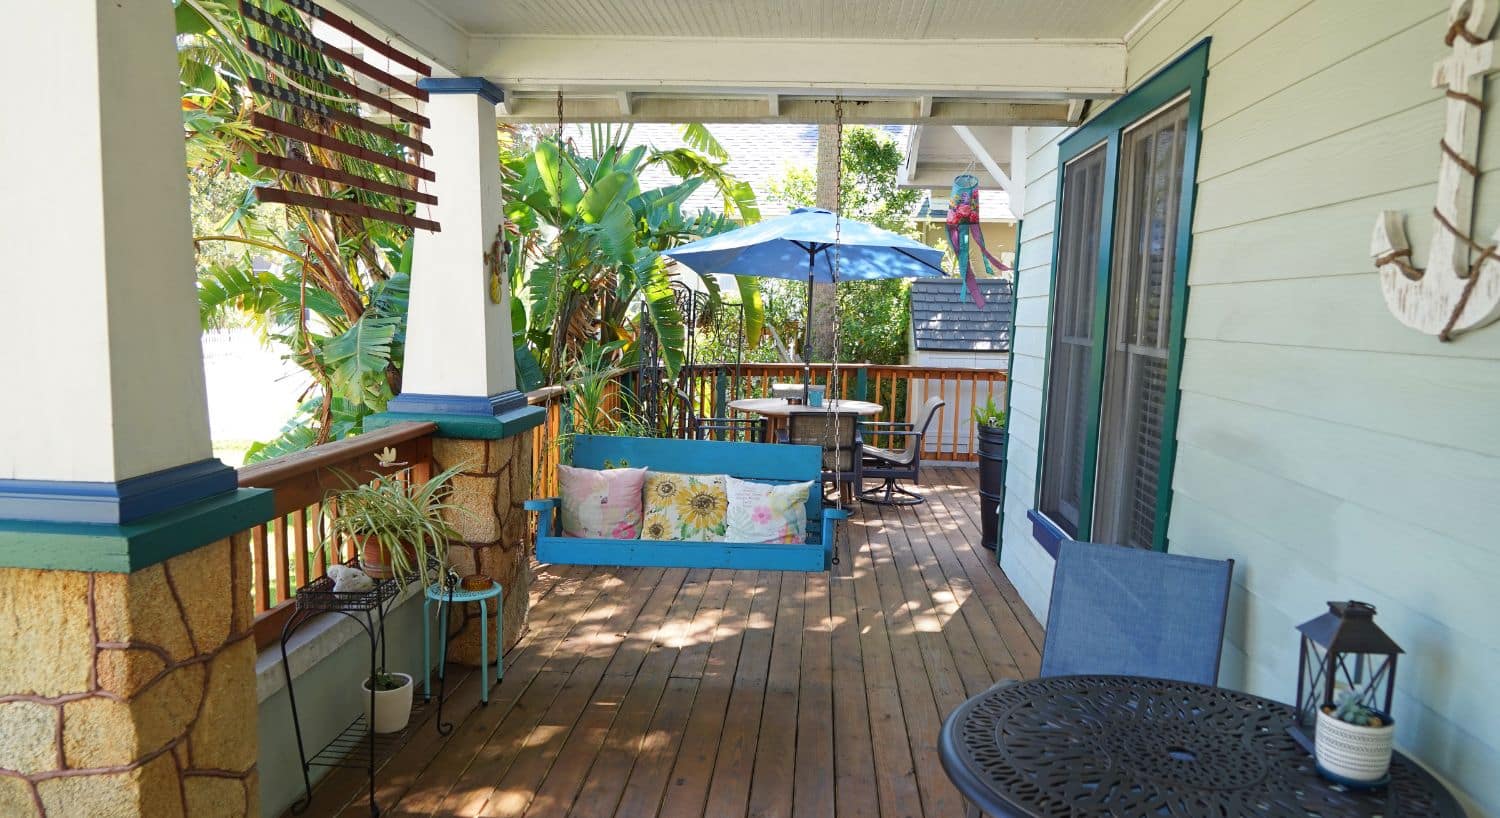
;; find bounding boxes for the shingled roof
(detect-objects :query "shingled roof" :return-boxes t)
[909,278,1013,352]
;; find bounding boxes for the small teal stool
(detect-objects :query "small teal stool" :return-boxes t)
[422,581,503,719]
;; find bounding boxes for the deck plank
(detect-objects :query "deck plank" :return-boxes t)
[826,555,879,818]
[700,571,783,816]
[846,512,927,818]
[285,470,1044,818]
[745,570,805,817]
[863,503,967,818]
[654,571,764,818]
[791,571,835,818]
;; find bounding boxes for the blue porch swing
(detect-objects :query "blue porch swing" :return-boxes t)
[525,100,942,572]
[525,434,848,571]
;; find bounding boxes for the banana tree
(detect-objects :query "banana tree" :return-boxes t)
[503,132,764,383]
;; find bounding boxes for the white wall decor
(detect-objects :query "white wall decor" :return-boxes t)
[1372,0,1500,340]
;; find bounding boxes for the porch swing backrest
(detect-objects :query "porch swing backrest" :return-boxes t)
[525,434,848,572]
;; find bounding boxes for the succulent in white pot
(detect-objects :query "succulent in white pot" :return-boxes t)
[362,671,415,734]
[1315,694,1395,785]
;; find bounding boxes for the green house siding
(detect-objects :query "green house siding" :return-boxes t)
[1004,1,1499,814]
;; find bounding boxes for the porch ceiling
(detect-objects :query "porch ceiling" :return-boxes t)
[329,0,1151,125]
[433,0,1159,39]
[901,124,1014,188]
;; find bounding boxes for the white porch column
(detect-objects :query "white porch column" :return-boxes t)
[0,0,258,536]
[1,0,215,485]
[0,5,270,815]
[381,79,543,436]
[373,80,543,663]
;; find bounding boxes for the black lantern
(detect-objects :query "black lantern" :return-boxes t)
[1290,600,1403,752]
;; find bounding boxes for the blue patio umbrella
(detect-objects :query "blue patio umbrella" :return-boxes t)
[664,207,946,385]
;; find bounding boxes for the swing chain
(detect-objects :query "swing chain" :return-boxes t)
[826,95,847,566]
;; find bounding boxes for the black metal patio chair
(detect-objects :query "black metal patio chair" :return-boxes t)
[690,415,766,443]
[778,411,863,503]
[858,396,944,505]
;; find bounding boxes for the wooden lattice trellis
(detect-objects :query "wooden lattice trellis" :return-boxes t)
[238,0,440,232]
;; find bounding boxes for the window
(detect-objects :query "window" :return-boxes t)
[1038,145,1106,538]
[1034,41,1207,553]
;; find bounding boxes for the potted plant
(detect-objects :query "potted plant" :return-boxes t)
[973,396,1007,551]
[327,462,468,584]
[1315,693,1395,785]
[362,671,415,734]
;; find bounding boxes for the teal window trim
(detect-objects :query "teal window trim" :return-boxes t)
[1032,37,1210,553]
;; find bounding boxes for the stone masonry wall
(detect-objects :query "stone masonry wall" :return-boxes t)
[431,429,533,666]
[0,538,257,817]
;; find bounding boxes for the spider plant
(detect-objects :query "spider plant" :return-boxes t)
[326,462,470,586]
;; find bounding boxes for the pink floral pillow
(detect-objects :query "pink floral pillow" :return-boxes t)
[558,465,647,539]
[724,477,813,544]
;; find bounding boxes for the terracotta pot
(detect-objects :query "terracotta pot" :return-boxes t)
[357,536,416,580]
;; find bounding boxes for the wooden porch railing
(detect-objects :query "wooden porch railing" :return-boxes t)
[524,362,1006,495]
[527,385,566,502]
[678,362,1007,461]
[236,421,437,649]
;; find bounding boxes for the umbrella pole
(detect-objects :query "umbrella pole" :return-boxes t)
[804,254,815,393]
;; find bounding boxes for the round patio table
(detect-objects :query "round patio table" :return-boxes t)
[938,675,1467,818]
[727,397,883,418]
[727,397,883,441]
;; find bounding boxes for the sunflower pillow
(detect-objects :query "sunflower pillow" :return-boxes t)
[641,472,729,541]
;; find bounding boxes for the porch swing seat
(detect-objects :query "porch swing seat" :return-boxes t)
[525,435,848,572]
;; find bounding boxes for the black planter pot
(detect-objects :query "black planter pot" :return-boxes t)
[976,424,1006,551]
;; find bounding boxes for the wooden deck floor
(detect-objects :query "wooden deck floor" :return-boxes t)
[298,468,1044,818]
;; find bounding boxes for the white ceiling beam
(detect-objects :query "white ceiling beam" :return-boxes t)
[471,36,1126,98]
[1067,99,1088,123]
[952,124,1015,200]
[497,94,1076,125]
[899,124,925,187]
[324,0,469,75]
[615,91,634,116]
[767,93,781,117]
[1009,126,1029,216]
[917,95,934,119]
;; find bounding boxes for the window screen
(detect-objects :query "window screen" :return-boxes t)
[1038,144,1107,538]
[1091,97,1189,550]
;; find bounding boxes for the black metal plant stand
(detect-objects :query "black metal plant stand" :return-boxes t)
[279,564,430,817]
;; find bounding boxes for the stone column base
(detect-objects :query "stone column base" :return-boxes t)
[432,430,533,666]
[0,538,258,817]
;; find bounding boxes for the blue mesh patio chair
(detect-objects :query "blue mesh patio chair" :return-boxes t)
[1040,540,1234,685]
[942,541,1234,817]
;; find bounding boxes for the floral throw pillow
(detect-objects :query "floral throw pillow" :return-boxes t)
[558,465,647,539]
[724,477,813,544]
[641,472,728,541]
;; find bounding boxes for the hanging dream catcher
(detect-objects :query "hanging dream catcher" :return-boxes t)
[945,173,1010,307]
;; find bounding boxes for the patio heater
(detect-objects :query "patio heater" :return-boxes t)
[1289,600,1403,752]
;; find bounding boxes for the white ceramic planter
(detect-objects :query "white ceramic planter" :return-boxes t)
[1315,707,1395,783]
[361,672,414,734]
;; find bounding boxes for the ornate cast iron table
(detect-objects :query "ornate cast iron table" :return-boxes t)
[938,675,1466,818]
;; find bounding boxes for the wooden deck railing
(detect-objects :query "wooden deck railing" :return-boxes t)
[524,363,1006,491]
[236,421,437,649]
[678,362,1007,461]
[527,385,566,502]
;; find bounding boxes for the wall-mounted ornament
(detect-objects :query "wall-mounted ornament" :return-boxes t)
[489,223,519,303]
[1371,0,1500,340]
[485,223,510,304]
